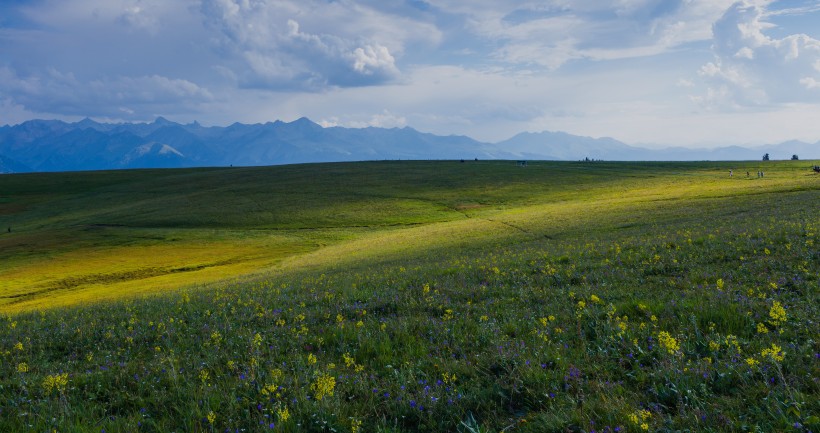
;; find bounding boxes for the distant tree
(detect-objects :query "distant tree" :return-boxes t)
[762,153,770,161]
[791,154,799,160]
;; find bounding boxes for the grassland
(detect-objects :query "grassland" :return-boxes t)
[0,160,818,432]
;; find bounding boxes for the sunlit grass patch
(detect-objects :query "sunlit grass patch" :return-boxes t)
[0,234,312,312]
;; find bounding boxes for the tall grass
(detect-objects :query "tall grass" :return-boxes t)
[1,160,818,431]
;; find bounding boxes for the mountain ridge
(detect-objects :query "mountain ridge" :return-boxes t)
[1,117,817,173]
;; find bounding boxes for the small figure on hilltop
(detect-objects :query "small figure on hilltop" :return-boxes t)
[746,171,750,178]
[729,169,733,177]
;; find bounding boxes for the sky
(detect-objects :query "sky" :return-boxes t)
[1,0,820,148]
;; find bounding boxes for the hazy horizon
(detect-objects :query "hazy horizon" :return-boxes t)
[2,1,820,148]
[4,115,819,152]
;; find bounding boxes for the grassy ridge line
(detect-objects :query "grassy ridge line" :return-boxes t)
[1,160,817,313]
[273,166,820,276]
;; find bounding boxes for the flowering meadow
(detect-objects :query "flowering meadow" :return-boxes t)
[1,161,818,432]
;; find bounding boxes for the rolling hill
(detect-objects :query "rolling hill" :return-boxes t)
[0,160,818,432]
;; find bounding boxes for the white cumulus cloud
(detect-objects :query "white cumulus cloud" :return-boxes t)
[198,0,430,90]
[697,1,820,107]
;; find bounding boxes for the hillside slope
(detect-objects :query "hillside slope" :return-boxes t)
[1,160,819,432]
[2,159,818,311]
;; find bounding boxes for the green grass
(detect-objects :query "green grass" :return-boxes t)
[0,160,818,432]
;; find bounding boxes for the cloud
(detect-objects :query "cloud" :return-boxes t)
[19,0,179,33]
[0,66,213,118]
[198,0,434,90]
[430,0,737,69]
[327,110,408,129]
[696,1,820,107]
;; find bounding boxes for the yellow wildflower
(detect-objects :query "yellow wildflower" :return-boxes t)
[199,369,210,384]
[261,383,278,397]
[210,331,222,346]
[307,353,317,365]
[252,333,263,348]
[768,301,787,326]
[277,405,290,422]
[657,331,680,355]
[311,373,336,401]
[351,418,363,433]
[629,409,651,429]
[343,353,356,368]
[756,323,768,334]
[270,368,284,381]
[761,343,785,362]
[724,335,741,353]
[206,411,216,424]
[42,373,69,395]
[617,320,628,334]
[16,362,28,373]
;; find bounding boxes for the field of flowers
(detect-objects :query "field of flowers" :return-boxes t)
[1,161,818,432]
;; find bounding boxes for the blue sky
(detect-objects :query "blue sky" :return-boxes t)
[1,0,820,147]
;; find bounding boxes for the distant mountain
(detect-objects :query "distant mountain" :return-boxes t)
[0,153,31,173]
[498,131,819,161]
[0,117,817,173]
[120,142,186,169]
[0,117,508,172]
[497,131,646,160]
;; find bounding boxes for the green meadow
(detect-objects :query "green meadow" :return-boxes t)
[1,160,818,432]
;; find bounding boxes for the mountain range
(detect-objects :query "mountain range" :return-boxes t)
[1,117,817,173]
